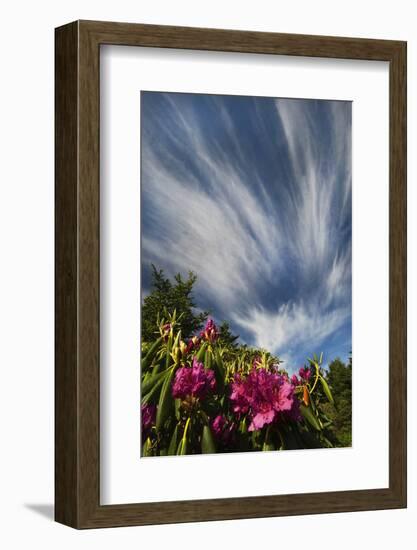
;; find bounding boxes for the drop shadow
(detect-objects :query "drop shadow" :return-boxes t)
[24,503,54,521]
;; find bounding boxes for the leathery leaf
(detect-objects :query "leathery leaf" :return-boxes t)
[156,366,176,431]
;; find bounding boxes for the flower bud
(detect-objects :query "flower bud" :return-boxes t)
[179,340,187,356]
[302,385,310,406]
[171,345,181,364]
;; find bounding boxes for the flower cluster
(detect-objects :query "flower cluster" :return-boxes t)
[291,366,312,386]
[230,367,300,431]
[172,357,216,400]
[299,367,311,381]
[200,318,219,343]
[142,312,337,457]
[211,414,236,446]
[184,336,200,355]
[141,403,156,438]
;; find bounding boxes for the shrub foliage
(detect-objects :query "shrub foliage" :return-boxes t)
[141,268,351,456]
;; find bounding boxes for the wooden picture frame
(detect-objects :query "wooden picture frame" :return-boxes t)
[55,20,407,528]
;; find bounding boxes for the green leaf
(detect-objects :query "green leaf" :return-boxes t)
[142,437,152,457]
[300,404,321,431]
[262,425,277,451]
[262,440,276,451]
[177,437,188,455]
[195,341,208,362]
[141,336,163,371]
[204,348,212,370]
[309,392,317,413]
[298,428,322,449]
[200,398,218,418]
[141,368,170,396]
[141,371,168,405]
[142,372,151,386]
[156,366,176,431]
[174,398,181,420]
[164,331,173,371]
[280,427,302,450]
[321,420,333,429]
[319,376,334,404]
[239,417,248,434]
[177,417,191,455]
[215,348,225,370]
[213,349,226,383]
[172,329,181,351]
[168,425,179,456]
[201,425,216,454]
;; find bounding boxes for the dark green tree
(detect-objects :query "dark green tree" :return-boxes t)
[324,356,352,447]
[217,321,240,348]
[142,265,208,341]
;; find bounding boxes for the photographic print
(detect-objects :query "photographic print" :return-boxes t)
[140,91,352,457]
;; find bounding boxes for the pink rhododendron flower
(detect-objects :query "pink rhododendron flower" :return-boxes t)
[211,414,226,435]
[141,403,156,437]
[172,357,216,399]
[200,319,219,343]
[230,367,299,431]
[299,366,312,382]
[211,414,236,445]
[291,374,300,386]
[185,336,200,354]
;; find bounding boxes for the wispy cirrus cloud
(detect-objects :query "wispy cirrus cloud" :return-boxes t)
[141,92,351,369]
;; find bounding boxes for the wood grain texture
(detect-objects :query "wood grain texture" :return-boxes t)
[388,41,407,504]
[55,21,79,527]
[55,20,407,529]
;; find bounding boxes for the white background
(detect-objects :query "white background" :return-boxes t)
[0,0,415,548]
[101,47,389,504]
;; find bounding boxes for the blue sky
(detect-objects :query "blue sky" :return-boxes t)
[141,92,352,372]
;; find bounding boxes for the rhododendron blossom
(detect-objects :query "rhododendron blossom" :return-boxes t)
[230,367,300,431]
[211,414,236,445]
[291,366,312,386]
[200,319,219,343]
[141,403,156,437]
[185,336,200,354]
[291,374,300,386]
[172,357,216,399]
[299,366,312,382]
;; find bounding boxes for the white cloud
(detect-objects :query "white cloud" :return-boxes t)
[232,301,349,363]
[142,94,351,361]
[274,98,352,271]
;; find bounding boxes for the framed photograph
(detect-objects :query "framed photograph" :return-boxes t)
[55,20,406,528]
